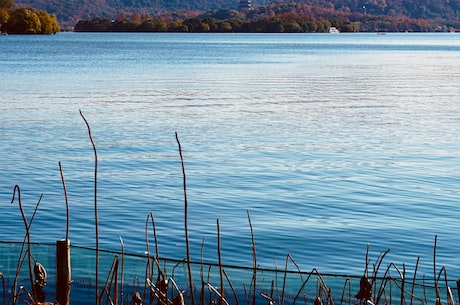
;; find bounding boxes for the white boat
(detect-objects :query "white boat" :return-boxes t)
[328,26,340,34]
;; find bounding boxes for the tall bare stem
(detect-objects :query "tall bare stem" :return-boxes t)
[80,109,99,305]
[175,132,195,305]
[10,185,37,304]
[217,219,224,305]
[59,161,70,242]
[247,210,256,305]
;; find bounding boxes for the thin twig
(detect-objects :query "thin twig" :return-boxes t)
[151,212,160,259]
[10,185,37,304]
[119,237,125,305]
[59,161,70,242]
[175,131,195,305]
[375,262,404,305]
[217,219,225,305]
[281,253,304,305]
[222,269,240,305]
[99,255,119,305]
[401,264,406,305]
[371,247,391,299]
[199,237,206,305]
[410,257,420,305]
[365,243,370,277]
[80,109,99,305]
[437,266,451,305]
[145,213,152,300]
[433,235,441,305]
[339,278,351,305]
[247,210,256,305]
[291,268,329,305]
[10,191,42,305]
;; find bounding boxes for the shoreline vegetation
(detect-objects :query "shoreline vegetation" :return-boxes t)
[0,0,59,34]
[73,10,453,33]
[2,0,459,34]
[1,111,460,305]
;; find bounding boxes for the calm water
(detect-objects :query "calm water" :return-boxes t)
[1,32,460,277]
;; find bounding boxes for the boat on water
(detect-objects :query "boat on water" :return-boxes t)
[328,26,340,34]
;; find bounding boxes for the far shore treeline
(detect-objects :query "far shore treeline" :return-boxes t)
[74,13,436,33]
[2,0,457,34]
[74,14,432,33]
[0,0,59,34]
[73,3,449,33]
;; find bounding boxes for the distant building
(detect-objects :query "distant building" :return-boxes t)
[239,0,252,10]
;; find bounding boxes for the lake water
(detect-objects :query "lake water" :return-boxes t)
[1,32,460,277]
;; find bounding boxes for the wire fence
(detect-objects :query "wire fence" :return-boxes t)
[1,241,459,305]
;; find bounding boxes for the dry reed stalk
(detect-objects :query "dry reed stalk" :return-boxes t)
[243,282,249,304]
[422,275,428,305]
[206,265,212,303]
[246,210,257,305]
[273,258,280,305]
[80,109,100,305]
[401,264,406,305]
[11,185,33,303]
[151,212,160,259]
[374,262,404,305]
[58,161,71,305]
[291,268,330,305]
[207,283,230,305]
[447,287,455,305]
[217,219,225,305]
[10,203,41,304]
[434,235,440,305]
[10,185,44,305]
[146,212,163,305]
[365,244,370,277]
[145,213,152,300]
[175,131,195,305]
[437,266,453,305]
[199,237,206,305]
[58,161,70,242]
[339,278,351,305]
[270,279,275,304]
[222,268,240,305]
[281,254,304,305]
[410,257,420,305]
[119,237,125,305]
[370,247,391,302]
[99,255,119,305]
[170,277,185,305]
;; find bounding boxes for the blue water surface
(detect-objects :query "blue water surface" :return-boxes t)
[1,32,460,277]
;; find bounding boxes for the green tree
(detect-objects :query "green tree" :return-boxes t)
[281,19,303,32]
[36,10,60,34]
[0,8,9,31]
[4,7,59,34]
[217,21,232,32]
[198,21,210,32]
[7,7,42,34]
[75,18,112,32]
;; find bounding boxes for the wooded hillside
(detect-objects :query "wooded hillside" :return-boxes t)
[13,0,460,30]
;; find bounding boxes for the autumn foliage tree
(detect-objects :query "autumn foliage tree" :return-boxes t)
[0,0,60,33]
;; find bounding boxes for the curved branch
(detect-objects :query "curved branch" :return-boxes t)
[80,109,99,305]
